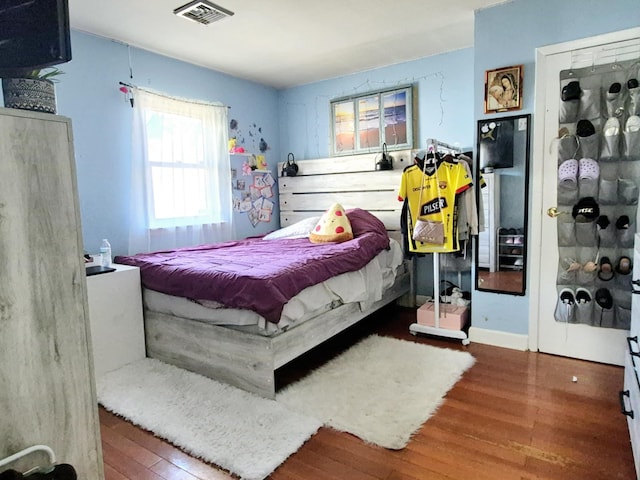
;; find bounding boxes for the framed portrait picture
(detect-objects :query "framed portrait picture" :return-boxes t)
[484,65,523,114]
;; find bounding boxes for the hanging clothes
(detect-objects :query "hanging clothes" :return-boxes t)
[398,153,472,254]
[451,153,479,241]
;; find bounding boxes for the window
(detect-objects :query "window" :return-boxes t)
[330,85,414,156]
[145,109,214,227]
[129,88,233,253]
[135,90,230,228]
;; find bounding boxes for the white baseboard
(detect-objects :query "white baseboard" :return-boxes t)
[468,326,528,351]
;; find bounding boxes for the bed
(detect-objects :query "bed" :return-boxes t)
[115,150,414,399]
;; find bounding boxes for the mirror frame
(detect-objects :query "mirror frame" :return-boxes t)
[474,113,531,296]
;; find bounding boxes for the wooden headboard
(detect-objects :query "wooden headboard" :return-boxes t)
[277,150,413,242]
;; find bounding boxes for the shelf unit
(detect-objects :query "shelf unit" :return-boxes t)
[498,232,524,270]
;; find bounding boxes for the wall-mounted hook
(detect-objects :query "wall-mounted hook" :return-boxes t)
[118,84,134,107]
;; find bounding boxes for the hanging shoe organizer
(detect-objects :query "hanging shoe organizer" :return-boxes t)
[554,57,640,330]
[0,445,77,479]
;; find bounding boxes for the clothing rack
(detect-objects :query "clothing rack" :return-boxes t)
[409,139,471,345]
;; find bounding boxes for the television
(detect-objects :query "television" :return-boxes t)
[0,0,72,77]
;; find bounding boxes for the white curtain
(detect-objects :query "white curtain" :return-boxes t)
[128,88,234,254]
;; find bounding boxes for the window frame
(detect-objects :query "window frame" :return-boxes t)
[141,105,220,229]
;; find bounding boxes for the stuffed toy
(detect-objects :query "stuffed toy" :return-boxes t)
[228,137,245,153]
[309,203,353,243]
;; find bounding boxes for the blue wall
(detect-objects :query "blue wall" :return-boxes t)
[278,48,476,295]
[53,31,281,257]
[278,48,475,160]
[472,0,640,335]
[8,0,638,338]
[275,0,640,334]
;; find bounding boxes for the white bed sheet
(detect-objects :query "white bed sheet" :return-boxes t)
[143,238,404,336]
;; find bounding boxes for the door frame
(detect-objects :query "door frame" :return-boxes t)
[529,27,640,353]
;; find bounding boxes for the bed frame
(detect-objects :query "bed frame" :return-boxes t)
[144,150,414,399]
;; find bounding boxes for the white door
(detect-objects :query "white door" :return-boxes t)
[533,29,640,366]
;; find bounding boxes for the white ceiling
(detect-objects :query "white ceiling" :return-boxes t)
[68,0,507,89]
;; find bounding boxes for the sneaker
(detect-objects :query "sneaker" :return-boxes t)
[617,256,632,275]
[603,117,620,137]
[596,215,610,229]
[575,288,592,304]
[616,215,630,229]
[505,237,513,244]
[576,119,596,137]
[626,115,640,133]
[561,81,581,101]
[598,256,614,281]
[606,84,625,117]
[560,288,575,304]
[583,260,598,273]
[555,288,575,323]
[513,236,523,245]
[567,260,582,272]
[595,288,613,309]
[452,296,471,307]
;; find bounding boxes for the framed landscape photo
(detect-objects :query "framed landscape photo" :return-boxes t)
[484,65,523,114]
[330,85,413,156]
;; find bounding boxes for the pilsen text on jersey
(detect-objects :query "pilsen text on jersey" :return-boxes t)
[421,197,447,216]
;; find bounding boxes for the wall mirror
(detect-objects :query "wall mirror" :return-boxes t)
[475,113,531,296]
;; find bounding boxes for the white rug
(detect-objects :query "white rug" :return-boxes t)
[97,334,475,479]
[276,334,475,449]
[96,358,322,480]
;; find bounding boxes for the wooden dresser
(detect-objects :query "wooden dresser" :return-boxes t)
[0,108,104,477]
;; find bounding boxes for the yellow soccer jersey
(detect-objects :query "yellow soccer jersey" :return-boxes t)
[398,160,472,253]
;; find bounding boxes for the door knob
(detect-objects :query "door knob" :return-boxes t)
[547,207,568,218]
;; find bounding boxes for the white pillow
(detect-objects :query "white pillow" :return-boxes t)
[263,216,321,240]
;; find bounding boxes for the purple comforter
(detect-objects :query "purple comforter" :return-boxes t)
[115,209,390,323]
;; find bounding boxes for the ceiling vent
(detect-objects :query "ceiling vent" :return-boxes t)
[173,0,234,25]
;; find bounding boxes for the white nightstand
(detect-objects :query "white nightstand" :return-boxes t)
[86,263,146,378]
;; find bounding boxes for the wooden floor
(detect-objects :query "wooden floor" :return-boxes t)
[477,270,524,293]
[99,305,636,480]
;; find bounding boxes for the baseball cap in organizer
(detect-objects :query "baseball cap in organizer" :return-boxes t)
[572,197,599,222]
